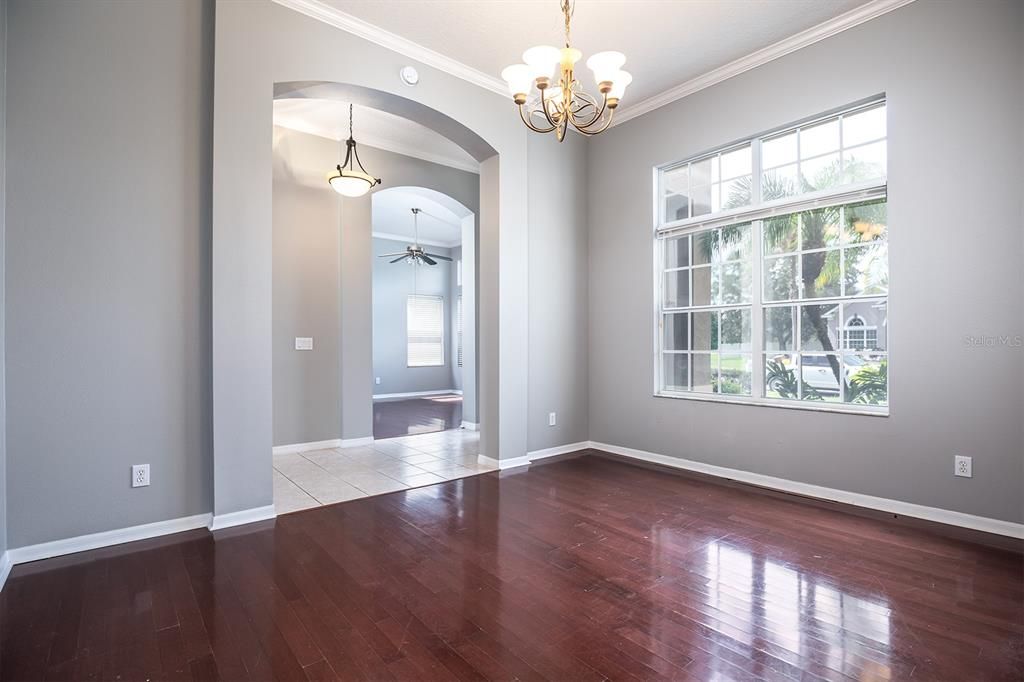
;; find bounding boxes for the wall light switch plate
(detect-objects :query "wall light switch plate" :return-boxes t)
[375,377,381,385]
[548,412,557,427]
[954,455,972,478]
[132,464,150,488]
[295,337,313,351]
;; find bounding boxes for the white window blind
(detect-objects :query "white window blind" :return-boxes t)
[457,296,463,367]
[407,295,445,367]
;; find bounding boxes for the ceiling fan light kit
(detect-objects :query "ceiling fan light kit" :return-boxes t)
[502,0,631,140]
[328,103,382,197]
[378,208,454,267]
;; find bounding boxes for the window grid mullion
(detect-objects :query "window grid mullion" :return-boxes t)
[751,219,765,399]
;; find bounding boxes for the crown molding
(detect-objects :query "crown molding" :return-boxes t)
[613,0,917,126]
[271,0,507,97]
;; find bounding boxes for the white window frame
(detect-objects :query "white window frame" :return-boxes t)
[653,99,889,416]
[407,294,446,368]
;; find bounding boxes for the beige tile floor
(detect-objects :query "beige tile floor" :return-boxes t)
[273,429,492,514]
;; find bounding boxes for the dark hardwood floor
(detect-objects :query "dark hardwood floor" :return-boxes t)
[1,452,1021,681]
[373,395,463,440]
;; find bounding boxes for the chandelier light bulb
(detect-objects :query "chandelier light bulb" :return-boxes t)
[586,51,626,87]
[522,45,561,82]
[501,64,533,101]
[607,70,633,101]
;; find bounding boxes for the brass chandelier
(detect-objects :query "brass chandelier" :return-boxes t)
[501,0,632,141]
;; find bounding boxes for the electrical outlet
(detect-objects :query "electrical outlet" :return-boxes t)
[295,337,313,351]
[954,455,972,478]
[132,464,150,488]
[548,412,557,427]
[375,376,381,385]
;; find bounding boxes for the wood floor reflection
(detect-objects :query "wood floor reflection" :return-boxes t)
[373,394,463,440]
[1,453,1020,681]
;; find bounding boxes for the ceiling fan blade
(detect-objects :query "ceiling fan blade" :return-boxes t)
[424,253,453,261]
[420,255,438,266]
[389,256,407,263]
[378,252,408,257]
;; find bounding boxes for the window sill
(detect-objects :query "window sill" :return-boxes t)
[653,390,889,417]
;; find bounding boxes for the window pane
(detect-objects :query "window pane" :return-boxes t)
[691,266,713,306]
[666,194,690,222]
[407,295,445,366]
[800,208,842,249]
[663,313,689,351]
[718,261,751,304]
[692,230,716,265]
[843,105,886,146]
[844,355,888,406]
[691,352,716,393]
[845,199,888,243]
[762,164,799,200]
[720,309,751,351]
[800,118,840,158]
[720,146,752,179]
[717,354,752,395]
[764,254,799,301]
[664,269,690,308]
[721,176,752,209]
[765,354,799,399]
[843,141,887,183]
[691,311,717,351]
[663,165,689,222]
[800,152,841,191]
[801,250,841,298]
[691,183,712,217]
[663,353,689,392]
[842,300,887,351]
[717,223,752,262]
[664,235,689,269]
[763,131,797,169]
[690,157,713,186]
[764,306,797,351]
[843,243,888,296]
[800,354,842,402]
[763,215,798,255]
[800,304,840,351]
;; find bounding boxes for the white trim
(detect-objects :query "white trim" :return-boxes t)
[208,505,277,532]
[0,552,12,593]
[273,438,342,455]
[478,454,530,471]
[360,136,479,174]
[527,441,591,462]
[340,436,375,448]
[373,389,459,399]
[7,513,213,566]
[589,441,1024,539]
[460,421,479,431]
[271,0,506,96]
[373,231,459,249]
[614,0,916,126]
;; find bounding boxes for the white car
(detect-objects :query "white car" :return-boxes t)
[771,354,873,394]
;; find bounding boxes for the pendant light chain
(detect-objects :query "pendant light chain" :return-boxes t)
[562,0,572,47]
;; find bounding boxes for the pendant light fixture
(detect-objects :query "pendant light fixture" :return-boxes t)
[501,0,631,141]
[328,104,381,197]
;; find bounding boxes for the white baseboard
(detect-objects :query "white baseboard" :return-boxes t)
[478,454,530,470]
[590,441,1024,540]
[527,441,591,462]
[7,513,213,567]
[273,438,341,455]
[0,551,12,593]
[208,505,277,531]
[461,421,479,431]
[340,436,375,448]
[373,389,459,400]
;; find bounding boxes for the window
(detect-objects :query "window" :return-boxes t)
[456,295,463,368]
[407,295,445,367]
[656,100,888,413]
[456,259,463,287]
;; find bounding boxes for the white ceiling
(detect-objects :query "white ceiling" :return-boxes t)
[273,98,479,173]
[372,187,467,248]
[322,0,877,114]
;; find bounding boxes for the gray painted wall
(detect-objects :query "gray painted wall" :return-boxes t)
[527,132,590,452]
[272,127,341,446]
[372,237,455,396]
[0,0,8,560]
[5,0,214,546]
[587,0,1024,523]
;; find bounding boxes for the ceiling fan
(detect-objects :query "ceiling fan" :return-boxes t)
[378,208,453,266]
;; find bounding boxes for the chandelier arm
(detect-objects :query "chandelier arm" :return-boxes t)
[518,103,558,133]
[570,105,616,136]
[539,86,562,129]
[569,92,608,130]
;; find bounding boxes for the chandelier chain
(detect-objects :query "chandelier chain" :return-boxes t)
[561,0,573,47]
